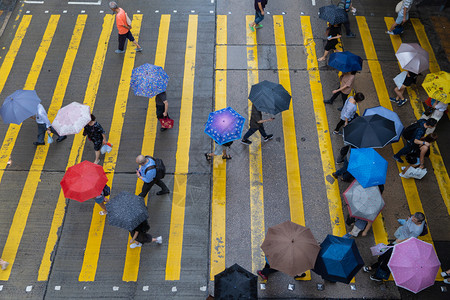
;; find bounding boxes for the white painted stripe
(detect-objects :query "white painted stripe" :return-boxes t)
[312,0,316,6]
[68,0,102,5]
[24,1,44,4]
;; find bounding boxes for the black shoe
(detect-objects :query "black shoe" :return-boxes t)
[346,32,356,38]
[393,155,404,163]
[241,139,252,145]
[263,134,273,142]
[56,136,67,142]
[156,190,170,196]
[370,275,382,282]
[323,99,333,104]
[336,156,344,164]
[160,127,167,132]
[33,142,45,146]
[337,106,343,111]
[294,273,307,280]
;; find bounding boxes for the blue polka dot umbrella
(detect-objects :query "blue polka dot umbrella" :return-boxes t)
[130,63,169,98]
[204,107,246,145]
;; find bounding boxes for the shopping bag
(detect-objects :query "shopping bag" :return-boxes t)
[159,117,174,129]
[370,243,392,256]
[47,135,53,144]
[393,71,407,89]
[100,143,113,154]
[402,166,427,179]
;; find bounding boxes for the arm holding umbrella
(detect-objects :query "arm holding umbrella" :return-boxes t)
[258,117,275,124]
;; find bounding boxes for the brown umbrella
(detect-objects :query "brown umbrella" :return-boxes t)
[261,221,320,277]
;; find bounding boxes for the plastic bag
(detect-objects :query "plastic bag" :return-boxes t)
[400,167,427,179]
[100,143,113,154]
[47,135,53,144]
[370,243,393,256]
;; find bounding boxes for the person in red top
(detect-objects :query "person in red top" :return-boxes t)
[109,1,142,53]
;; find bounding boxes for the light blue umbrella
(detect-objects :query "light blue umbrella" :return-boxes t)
[204,107,245,145]
[130,63,169,98]
[347,148,388,188]
[0,90,41,124]
[363,106,404,143]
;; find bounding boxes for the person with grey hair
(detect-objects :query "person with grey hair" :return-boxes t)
[136,154,169,198]
[394,212,425,244]
[109,1,142,53]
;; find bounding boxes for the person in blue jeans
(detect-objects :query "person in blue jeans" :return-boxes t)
[249,0,267,32]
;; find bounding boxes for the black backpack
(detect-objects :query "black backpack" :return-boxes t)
[102,184,110,196]
[402,122,421,142]
[419,221,428,237]
[144,155,166,180]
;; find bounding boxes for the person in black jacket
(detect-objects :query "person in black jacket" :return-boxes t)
[363,247,393,281]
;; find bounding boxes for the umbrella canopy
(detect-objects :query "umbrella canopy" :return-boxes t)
[130,63,169,98]
[204,107,246,145]
[363,106,404,143]
[347,148,388,188]
[105,191,149,231]
[214,263,257,299]
[52,102,91,136]
[0,90,41,125]
[395,43,429,74]
[313,235,364,284]
[328,51,363,72]
[388,238,440,294]
[261,221,321,277]
[319,5,348,25]
[343,115,397,148]
[422,71,449,104]
[343,180,385,222]
[248,80,291,115]
[60,161,108,202]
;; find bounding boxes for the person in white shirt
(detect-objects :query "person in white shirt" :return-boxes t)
[421,99,448,134]
[394,212,425,244]
[30,104,66,145]
[387,0,414,34]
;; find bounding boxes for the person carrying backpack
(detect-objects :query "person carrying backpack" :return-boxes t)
[136,154,169,198]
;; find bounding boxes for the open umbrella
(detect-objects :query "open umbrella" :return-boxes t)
[51,102,91,136]
[422,71,449,104]
[0,90,41,125]
[261,221,320,277]
[343,115,397,148]
[248,80,291,115]
[328,51,363,72]
[363,106,404,143]
[60,161,108,202]
[105,191,148,231]
[395,43,429,74]
[313,235,364,284]
[319,5,348,25]
[214,263,257,299]
[343,180,385,222]
[130,63,169,98]
[347,148,388,188]
[204,107,245,145]
[388,238,440,294]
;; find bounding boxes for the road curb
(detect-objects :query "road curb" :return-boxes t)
[0,0,19,39]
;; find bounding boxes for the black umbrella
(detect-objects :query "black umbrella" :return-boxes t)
[248,80,291,115]
[319,5,348,25]
[214,264,257,300]
[105,191,148,231]
[343,114,397,148]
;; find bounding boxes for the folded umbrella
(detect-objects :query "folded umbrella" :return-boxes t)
[130,63,169,98]
[328,51,363,73]
[214,263,257,299]
[395,43,429,74]
[343,114,397,148]
[204,107,246,145]
[319,5,348,25]
[347,148,388,188]
[343,180,385,222]
[52,102,91,136]
[105,191,149,231]
[0,90,41,125]
[248,80,291,115]
[422,71,449,104]
[363,106,404,143]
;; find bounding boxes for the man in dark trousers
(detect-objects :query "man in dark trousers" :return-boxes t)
[109,1,142,53]
[241,105,274,145]
[136,155,169,197]
[155,91,170,132]
[249,0,267,32]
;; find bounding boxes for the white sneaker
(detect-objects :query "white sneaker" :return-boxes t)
[156,236,162,244]
[441,271,449,277]
[386,30,394,35]
[130,242,142,249]
[444,278,450,284]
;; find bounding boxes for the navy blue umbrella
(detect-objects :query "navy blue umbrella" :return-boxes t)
[343,115,397,148]
[328,51,363,72]
[363,106,404,143]
[313,235,364,284]
[214,263,257,299]
[319,5,348,25]
[248,80,291,115]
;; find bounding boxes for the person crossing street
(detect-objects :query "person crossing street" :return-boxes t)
[109,1,142,54]
[136,154,169,198]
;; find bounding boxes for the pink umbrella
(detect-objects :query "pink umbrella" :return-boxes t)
[52,102,91,136]
[388,238,440,294]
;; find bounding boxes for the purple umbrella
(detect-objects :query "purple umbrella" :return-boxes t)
[388,238,440,294]
[204,107,245,145]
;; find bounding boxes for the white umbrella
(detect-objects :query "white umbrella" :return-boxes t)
[52,102,91,136]
[395,43,429,74]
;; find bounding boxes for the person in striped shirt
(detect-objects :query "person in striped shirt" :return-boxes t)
[387,0,414,34]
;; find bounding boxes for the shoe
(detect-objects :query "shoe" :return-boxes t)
[336,156,344,164]
[115,49,125,54]
[249,24,255,32]
[332,131,342,135]
[397,99,408,107]
[263,134,273,142]
[241,139,252,145]
[256,24,263,29]
[441,271,450,278]
[222,155,232,160]
[56,136,67,142]
[363,266,371,273]
[332,172,338,179]
[346,32,356,38]
[156,236,162,244]
[0,261,9,270]
[156,190,170,196]
[386,30,394,35]
[294,273,306,280]
[337,106,343,111]
[99,211,108,215]
[393,155,404,163]
[130,242,142,249]
[323,99,333,104]
[135,47,143,52]
[389,97,399,103]
[205,153,212,162]
[33,142,45,146]
[160,127,167,132]
[257,270,268,281]
[445,278,450,284]
[342,233,352,239]
[370,275,382,282]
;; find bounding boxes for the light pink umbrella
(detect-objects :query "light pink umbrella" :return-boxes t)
[388,238,440,294]
[52,102,91,136]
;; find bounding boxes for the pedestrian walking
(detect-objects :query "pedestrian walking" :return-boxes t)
[83,114,108,164]
[318,24,342,62]
[129,219,162,249]
[205,141,233,162]
[31,103,67,146]
[248,0,267,32]
[257,257,306,281]
[386,0,414,35]
[390,71,418,107]
[155,91,170,132]
[362,247,393,282]
[0,258,9,270]
[109,1,142,54]
[333,92,365,134]
[393,212,425,244]
[240,105,274,145]
[95,184,110,216]
[337,0,356,38]
[136,154,169,197]
[324,71,356,110]
[442,269,450,284]
[421,99,448,134]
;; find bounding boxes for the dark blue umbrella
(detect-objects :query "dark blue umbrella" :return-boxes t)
[328,51,363,72]
[363,106,404,143]
[130,63,169,98]
[313,235,364,284]
[0,90,41,124]
[319,5,348,25]
[204,107,245,145]
[214,263,257,299]
[343,115,397,148]
[249,80,291,115]
[105,191,148,231]
[347,148,388,188]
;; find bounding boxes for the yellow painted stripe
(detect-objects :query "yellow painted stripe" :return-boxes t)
[122,14,170,282]
[38,14,113,281]
[410,19,439,73]
[79,15,142,281]
[300,16,346,236]
[165,15,198,281]
[245,15,265,274]
[209,14,227,281]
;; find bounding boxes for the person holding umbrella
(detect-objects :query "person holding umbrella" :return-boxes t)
[241,105,274,145]
[324,71,356,110]
[337,0,356,38]
[155,91,171,132]
[390,71,418,107]
[31,103,67,145]
[333,92,365,134]
[362,247,393,282]
[129,219,162,249]
[83,114,108,164]
[318,23,342,62]
[205,141,233,161]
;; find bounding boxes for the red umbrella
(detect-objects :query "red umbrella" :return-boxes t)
[60,161,108,202]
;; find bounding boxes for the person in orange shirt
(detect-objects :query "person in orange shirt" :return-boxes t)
[109,1,142,53]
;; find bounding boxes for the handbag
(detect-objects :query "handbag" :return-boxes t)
[395,1,404,13]
[159,117,174,129]
[370,243,393,256]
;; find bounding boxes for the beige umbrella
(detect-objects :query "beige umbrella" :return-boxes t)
[261,221,320,277]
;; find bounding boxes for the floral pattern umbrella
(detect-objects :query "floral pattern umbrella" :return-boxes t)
[52,102,91,136]
[204,107,245,145]
[422,71,449,104]
[130,63,169,98]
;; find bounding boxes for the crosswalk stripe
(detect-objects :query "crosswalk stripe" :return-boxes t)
[165,14,198,281]
[209,14,227,281]
[38,14,114,281]
[78,14,142,282]
[123,14,171,282]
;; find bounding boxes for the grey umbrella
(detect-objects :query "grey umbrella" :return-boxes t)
[343,180,385,222]
[0,90,41,124]
[105,191,148,231]
[395,43,429,74]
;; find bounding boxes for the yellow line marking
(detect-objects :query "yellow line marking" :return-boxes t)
[209,14,227,281]
[356,16,442,280]
[38,14,113,281]
[79,15,142,281]
[122,14,170,282]
[165,14,198,281]
[245,14,265,274]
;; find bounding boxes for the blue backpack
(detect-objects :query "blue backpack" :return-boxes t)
[392,25,404,35]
